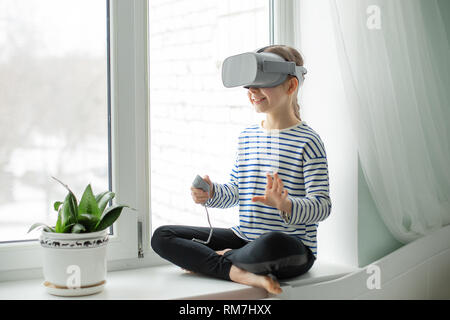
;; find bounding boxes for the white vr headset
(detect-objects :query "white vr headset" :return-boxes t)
[222,46,307,89]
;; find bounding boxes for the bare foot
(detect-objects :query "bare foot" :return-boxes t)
[181,268,195,275]
[229,265,282,295]
[216,248,232,256]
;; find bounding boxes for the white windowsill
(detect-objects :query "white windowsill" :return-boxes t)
[0,260,357,300]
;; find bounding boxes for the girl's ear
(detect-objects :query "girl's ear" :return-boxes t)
[286,77,299,95]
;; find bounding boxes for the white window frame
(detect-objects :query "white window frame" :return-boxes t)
[0,0,156,281]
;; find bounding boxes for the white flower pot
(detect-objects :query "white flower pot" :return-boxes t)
[40,229,109,297]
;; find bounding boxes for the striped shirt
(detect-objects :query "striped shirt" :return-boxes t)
[205,120,332,258]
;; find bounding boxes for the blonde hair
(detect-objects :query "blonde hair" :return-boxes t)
[262,45,305,121]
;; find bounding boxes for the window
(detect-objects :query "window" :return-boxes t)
[149,0,270,233]
[0,0,143,276]
[0,0,108,243]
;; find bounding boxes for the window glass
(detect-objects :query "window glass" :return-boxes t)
[149,0,269,231]
[0,0,109,242]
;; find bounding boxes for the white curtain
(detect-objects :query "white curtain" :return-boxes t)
[324,0,450,243]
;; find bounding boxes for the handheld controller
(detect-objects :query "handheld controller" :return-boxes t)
[191,175,213,244]
[192,174,210,195]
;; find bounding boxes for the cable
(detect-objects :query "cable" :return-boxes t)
[192,205,213,244]
[191,175,214,244]
[192,203,214,244]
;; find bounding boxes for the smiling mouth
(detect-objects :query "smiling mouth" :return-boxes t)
[252,97,266,104]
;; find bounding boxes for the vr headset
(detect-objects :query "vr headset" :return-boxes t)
[222,47,307,89]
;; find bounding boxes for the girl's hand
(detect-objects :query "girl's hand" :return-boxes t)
[252,172,290,211]
[191,175,214,204]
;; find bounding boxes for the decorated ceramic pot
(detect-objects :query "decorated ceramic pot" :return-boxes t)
[40,229,109,296]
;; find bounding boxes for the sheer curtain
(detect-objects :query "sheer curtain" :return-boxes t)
[327,0,450,243]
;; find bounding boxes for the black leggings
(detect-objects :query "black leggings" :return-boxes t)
[151,225,316,281]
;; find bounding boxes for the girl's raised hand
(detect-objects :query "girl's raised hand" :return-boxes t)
[251,172,289,210]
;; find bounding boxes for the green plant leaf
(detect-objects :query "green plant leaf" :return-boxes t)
[78,184,101,219]
[27,223,55,233]
[95,191,109,204]
[55,206,63,233]
[52,177,78,231]
[61,192,78,228]
[62,223,75,233]
[77,213,99,232]
[68,192,78,223]
[53,201,63,212]
[95,191,115,216]
[71,223,86,233]
[52,176,74,194]
[60,195,71,228]
[94,205,128,231]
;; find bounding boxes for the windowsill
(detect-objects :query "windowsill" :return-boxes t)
[0,260,357,300]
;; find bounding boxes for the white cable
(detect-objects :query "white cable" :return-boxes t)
[192,195,214,244]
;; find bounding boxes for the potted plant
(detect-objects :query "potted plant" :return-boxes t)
[28,177,131,297]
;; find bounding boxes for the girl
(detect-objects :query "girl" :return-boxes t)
[151,45,332,295]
